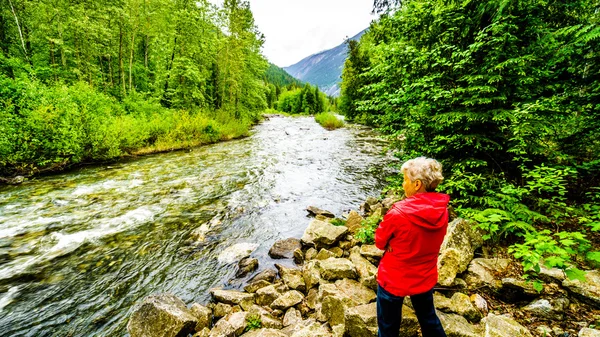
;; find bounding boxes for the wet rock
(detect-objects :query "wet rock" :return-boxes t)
[218,243,259,264]
[191,303,213,331]
[127,293,197,337]
[437,218,484,286]
[579,328,600,337]
[482,313,533,337]
[269,238,302,259]
[283,307,303,327]
[344,211,364,235]
[306,206,335,218]
[256,285,282,306]
[210,289,254,311]
[275,264,306,292]
[438,311,483,337]
[562,270,600,307]
[240,328,287,337]
[464,258,511,289]
[271,290,304,311]
[318,258,357,281]
[249,269,277,284]
[349,247,378,290]
[244,280,271,293]
[359,245,384,264]
[301,220,348,248]
[360,197,381,215]
[236,258,259,278]
[522,298,569,320]
[1,176,24,185]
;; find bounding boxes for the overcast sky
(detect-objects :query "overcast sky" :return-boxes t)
[210,0,377,67]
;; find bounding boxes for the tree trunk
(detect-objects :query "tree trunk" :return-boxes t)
[129,32,136,93]
[119,23,126,96]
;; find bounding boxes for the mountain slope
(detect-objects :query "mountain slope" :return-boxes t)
[264,63,303,87]
[284,29,366,97]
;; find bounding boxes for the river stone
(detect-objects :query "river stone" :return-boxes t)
[305,248,318,261]
[293,249,304,264]
[240,328,287,337]
[281,319,318,335]
[302,260,322,290]
[223,312,249,336]
[209,318,236,337]
[433,292,453,311]
[318,258,357,281]
[211,290,254,311]
[290,321,333,337]
[334,278,376,305]
[236,257,259,278]
[438,311,483,337]
[322,295,346,326]
[359,245,384,264]
[437,218,484,286]
[522,298,569,320]
[283,307,303,327]
[301,220,347,248]
[482,313,533,337]
[332,324,344,337]
[464,258,511,289]
[343,302,419,337]
[191,303,213,332]
[249,269,277,284]
[269,238,302,259]
[562,270,600,307]
[449,292,482,322]
[260,314,283,330]
[306,288,319,309]
[579,328,600,337]
[344,210,364,235]
[470,294,488,315]
[213,303,233,318]
[271,290,304,311]
[218,243,259,264]
[349,247,378,290]
[315,248,336,260]
[244,280,271,293]
[275,264,306,292]
[306,206,335,218]
[256,285,281,306]
[193,327,210,337]
[127,293,197,337]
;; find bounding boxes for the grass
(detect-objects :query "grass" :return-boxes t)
[315,112,344,130]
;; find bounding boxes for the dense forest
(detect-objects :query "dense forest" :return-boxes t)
[342,0,600,283]
[0,0,327,178]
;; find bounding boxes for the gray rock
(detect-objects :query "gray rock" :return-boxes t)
[191,303,213,332]
[322,295,346,326]
[333,278,376,305]
[209,318,236,337]
[224,312,249,336]
[522,298,569,320]
[579,328,600,337]
[438,311,483,337]
[301,220,348,248]
[218,243,259,264]
[269,238,302,259]
[305,248,318,261]
[271,290,304,311]
[249,269,277,284]
[193,327,210,337]
[293,249,304,265]
[275,264,306,292]
[283,307,303,327]
[306,288,319,309]
[211,290,255,311]
[539,265,566,284]
[332,324,345,337]
[482,313,533,337]
[289,321,333,337]
[464,258,511,289]
[470,293,488,316]
[318,258,357,281]
[259,314,283,330]
[343,302,418,337]
[437,218,484,286]
[306,206,335,218]
[344,210,364,235]
[127,293,197,337]
[563,270,600,307]
[329,247,343,258]
[450,292,482,322]
[349,247,378,290]
[302,260,322,290]
[240,328,287,337]
[236,258,259,278]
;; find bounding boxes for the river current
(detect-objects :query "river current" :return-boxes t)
[0,116,393,336]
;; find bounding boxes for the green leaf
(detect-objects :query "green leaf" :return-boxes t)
[564,268,587,282]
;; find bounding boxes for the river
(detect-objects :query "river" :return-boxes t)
[0,116,393,336]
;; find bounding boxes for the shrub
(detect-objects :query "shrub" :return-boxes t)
[315,112,344,130]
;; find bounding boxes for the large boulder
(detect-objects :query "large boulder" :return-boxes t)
[464,258,511,289]
[482,313,533,337]
[562,270,600,307]
[449,292,483,322]
[437,311,483,337]
[191,303,213,332]
[256,285,282,307]
[498,277,540,303]
[302,260,322,290]
[333,278,376,305]
[359,245,384,264]
[249,269,277,284]
[437,218,484,286]
[283,307,303,327]
[236,258,258,278]
[128,293,197,337]
[275,264,306,292]
[301,220,348,248]
[269,238,302,259]
[344,211,364,235]
[318,258,357,281]
[210,289,254,311]
[349,247,378,290]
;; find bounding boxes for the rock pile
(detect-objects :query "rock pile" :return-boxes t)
[128,199,600,337]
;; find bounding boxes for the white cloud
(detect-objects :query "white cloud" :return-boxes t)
[210,0,376,67]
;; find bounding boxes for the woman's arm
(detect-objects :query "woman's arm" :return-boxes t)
[375,210,397,251]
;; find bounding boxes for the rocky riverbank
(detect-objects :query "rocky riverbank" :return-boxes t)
[127,196,600,337]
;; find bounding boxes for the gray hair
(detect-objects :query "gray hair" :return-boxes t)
[400,157,444,192]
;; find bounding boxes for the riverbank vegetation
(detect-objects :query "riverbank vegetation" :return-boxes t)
[314,112,344,130]
[343,0,600,280]
[0,0,275,177]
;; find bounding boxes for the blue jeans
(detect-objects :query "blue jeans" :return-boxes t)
[377,285,446,337]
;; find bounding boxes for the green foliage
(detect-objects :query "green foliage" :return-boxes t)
[245,314,262,332]
[329,218,347,227]
[356,213,382,244]
[276,84,327,115]
[314,112,344,130]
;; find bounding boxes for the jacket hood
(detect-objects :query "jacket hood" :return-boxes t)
[396,192,450,229]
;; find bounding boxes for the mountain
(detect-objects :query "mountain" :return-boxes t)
[284,29,367,97]
[264,63,303,87]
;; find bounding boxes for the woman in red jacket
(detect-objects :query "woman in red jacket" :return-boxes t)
[375,157,448,337]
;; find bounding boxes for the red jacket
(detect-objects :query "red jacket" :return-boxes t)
[375,192,450,297]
